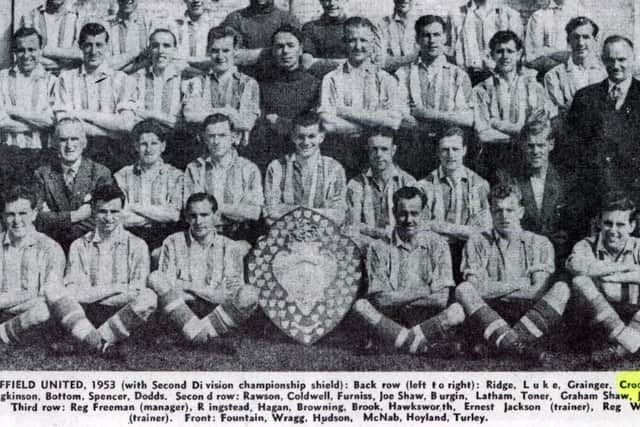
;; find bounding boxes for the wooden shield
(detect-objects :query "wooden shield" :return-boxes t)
[248,207,361,345]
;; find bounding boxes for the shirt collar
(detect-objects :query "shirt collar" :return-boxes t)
[80,62,114,78]
[133,159,165,176]
[437,165,469,183]
[490,228,525,244]
[61,158,82,176]
[10,63,48,79]
[115,11,143,24]
[365,165,401,181]
[89,225,127,244]
[392,229,430,251]
[186,228,217,248]
[202,149,238,170]
[392,11,414,23]
[292,151,321,170]
[596,233,634,257]
[344,60,375,74]
[208,65,238,81]
[2,229,37,248]
[417,54,449,71]
[609,77,632,95]
[320,13,347,24]
[146,63,181,80]
[566,55,603,72]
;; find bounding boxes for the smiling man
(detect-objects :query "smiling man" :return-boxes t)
[114,119,183,251]
[147,192,257,349]
[0,28,58,192]
[34,118,113,252]
[0,186,65,349]
[567,191,640,366]
[184,113,263,241]
[264,111,346,225]
[351,186,465,355]
[46,183,156,360]
[395,15,473,178]
[455,182,570,365]
[472,30,549,176]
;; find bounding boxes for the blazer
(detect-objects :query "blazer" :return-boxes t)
[34,157,113,249]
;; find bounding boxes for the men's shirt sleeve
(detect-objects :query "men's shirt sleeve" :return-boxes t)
[324,161,347,211]
[345,178,365,226]
[34,167,73,231]
[129,237,150,289]
[236,75,261,132]
[524,10,547,63]
[64,239,89,286]
[365,242,391,295]
[472,83,492,133]
[158,236,179,280]
[42,239,66,292]
[427,237,455,293]
[264,159,283,207]
[565,238,596,276]
[528,235,555,276]
[239,160,265,206]
[461,234,488,282]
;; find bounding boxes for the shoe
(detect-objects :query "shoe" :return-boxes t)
[508,340,550,366]
[422,340,465,358]
[100,341,129,362]
[48,341,77,356]
[590,344,627,369]
[470,342,491,359]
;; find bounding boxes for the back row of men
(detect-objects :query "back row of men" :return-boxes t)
[6,4,635,201]
[0,110,638,367]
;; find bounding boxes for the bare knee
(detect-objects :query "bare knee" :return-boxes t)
[235,286,259,310]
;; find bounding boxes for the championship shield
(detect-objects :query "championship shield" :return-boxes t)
[247,208,361,345]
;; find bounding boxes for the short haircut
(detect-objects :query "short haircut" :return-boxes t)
[185,192,218,214]
[565,16,599,38]
[519,110,552,142]
[600,190,636,220]
[392,186,427,211]
[343,16,376,38]
[54,117,86,138]
[603,35,634,51]
[489,30,522,52]
[438,127,466,146]
[201,113,233,133]
[207,26,241,50]
[489,182,523,206]
[271,24,304,45]
[365,127,396,143]
[78,22,109,46]
[414,15,446,35]
[149,27,177,47]
[292,111,322,129]
[12,27,43,50]
[131,119,169,143]
[91,184,125,209]
[0,185,37,211]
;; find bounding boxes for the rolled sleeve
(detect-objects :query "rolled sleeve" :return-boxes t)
[264,160,284,208]
[472,84,492,133]
[345,179,365,226]
[241,162,265,206]
[429,238,455,292]
[365,243,391,295]
[461,235,489,282]
[236,77,260,131]
[318,73,338,115]
[325,163,347,211]
[527,236,555,277]
[565,239,596,276]
[115,73,139,113]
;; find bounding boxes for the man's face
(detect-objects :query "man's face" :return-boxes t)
[3,198,36,240]
[184,0,205,17]
[491,195,524,235]
[394,0,413,15]
[319,0,345,18]
[56,122,87,164]
[568,24,596,61]
[118,0,138,15]
[394,196,423,240]
[524,130,554,171]
[438,135,466,174]
[149,31,176,70]
[14,34,42,74]
[47,0,67,9]
[209,36,235,74]
[203,121,234,159]
[94,198,123,235]
[367,135,396,173]
[80,33,109,70]
[136,132,166,167]
[272,32,302,71]
[492,40,521,74]
[292,123,324,159]
[600,210,635,254]
[416,22,445,58]
[252,0,274,9]
[603,41,633,83]
[186,199,216,240]
[345,25,374,65]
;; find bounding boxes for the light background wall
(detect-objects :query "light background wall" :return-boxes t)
[1,0,639,68]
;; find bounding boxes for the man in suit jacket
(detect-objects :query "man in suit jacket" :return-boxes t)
[566,35,640,211]
[35,118,113,252]
[499,112,577,263]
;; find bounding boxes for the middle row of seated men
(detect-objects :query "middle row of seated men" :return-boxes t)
[2,13,621,191]
[3,164,639,368]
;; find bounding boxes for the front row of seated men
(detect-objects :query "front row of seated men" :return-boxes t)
[2,172,640,367]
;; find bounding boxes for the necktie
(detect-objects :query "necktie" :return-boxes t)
[609,84,622,110]
[64,168,75,190]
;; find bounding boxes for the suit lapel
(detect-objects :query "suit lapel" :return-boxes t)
[519,176,541,227]
[540,166,561,226]
[72,158,92,197]
[620,78,640,111]
[47,163,72,210]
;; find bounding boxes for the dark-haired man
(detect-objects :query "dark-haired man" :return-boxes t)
[252,25,320,171]
[264,112,346,225]
[222,0,300,49]
[174,0,220,65]
[106,0,152,72]
[0,28,58,192]
[472,30,549,176]
[46,183,156,358]
[53,22,138,171]
[115,119,183,251]
[20,0,83,71]
[567,192,640,365]
[455,183,570,364]
[0,186,65,348]
[301,0,349,62]
[147,192,258,346]
[352,186,465,354]
[35,118,113,252]
[395,15,473,177]
[184,114,263,240]
[375,0,419,72]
